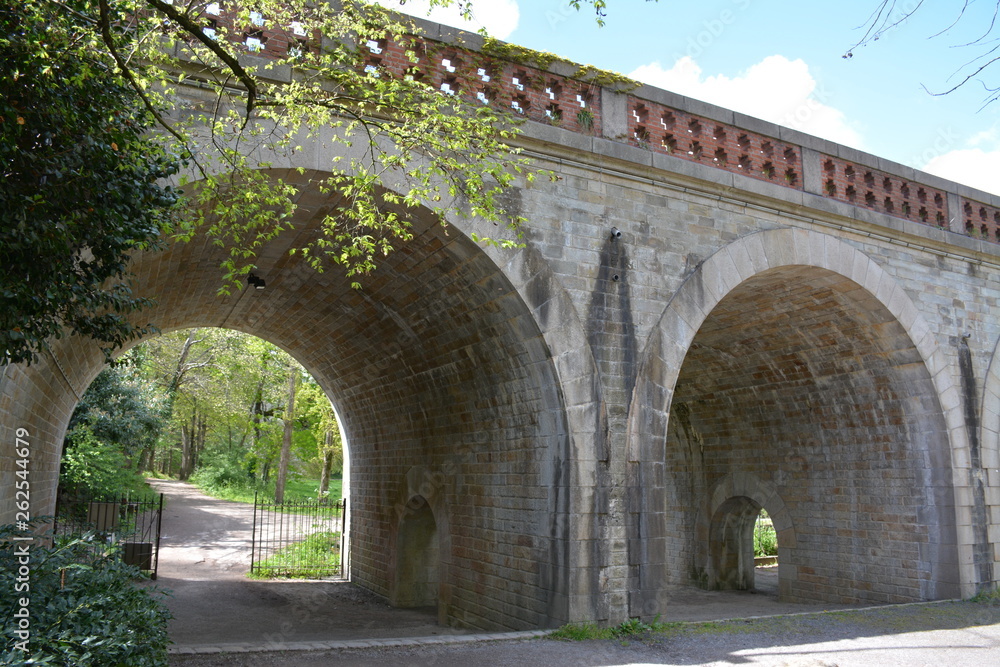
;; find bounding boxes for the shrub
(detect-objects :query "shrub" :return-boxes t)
[754,516,777,557]
[0,522,171,666]
[59,425,151,499]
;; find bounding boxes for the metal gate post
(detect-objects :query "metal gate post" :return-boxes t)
[340,498,347,578]
[250,491,258,574]
[152,493,164,580]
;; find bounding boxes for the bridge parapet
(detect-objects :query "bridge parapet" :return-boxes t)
[174,3,1000,249]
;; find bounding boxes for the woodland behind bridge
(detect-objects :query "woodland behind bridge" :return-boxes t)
[60,328,343,505]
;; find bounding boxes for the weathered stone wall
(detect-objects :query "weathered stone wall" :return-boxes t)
[2,15,999,631]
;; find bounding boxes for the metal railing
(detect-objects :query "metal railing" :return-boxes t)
[53,492,164,579]
[250,494,345,578]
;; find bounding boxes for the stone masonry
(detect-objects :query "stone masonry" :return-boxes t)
[1,14,999,630]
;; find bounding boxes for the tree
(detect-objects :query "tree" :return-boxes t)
[296,377,344,498]
[0,0,180,365]
[2,0,635,366]
[66,358,166,460]
[60,354,167,496]
[274,366,299,503]
[847,1,1000,105]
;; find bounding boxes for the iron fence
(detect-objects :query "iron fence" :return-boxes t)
[250,494,346,578]
[53,492,164,579]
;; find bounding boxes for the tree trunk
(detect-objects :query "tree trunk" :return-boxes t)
[275,368,298,504]
[138,443,155,474]
[319,430,334,499]
[249,380,264,480]
[195,414,207,471]
[179,411,196,480]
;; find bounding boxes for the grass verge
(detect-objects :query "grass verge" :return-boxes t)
[248,530,341,579]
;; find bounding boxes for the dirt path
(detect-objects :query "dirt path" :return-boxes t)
[142,479,466,647]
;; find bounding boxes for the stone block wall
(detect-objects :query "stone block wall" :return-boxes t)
[3,12,1000,632]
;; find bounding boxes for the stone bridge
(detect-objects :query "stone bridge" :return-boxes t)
[2,15,1000,630]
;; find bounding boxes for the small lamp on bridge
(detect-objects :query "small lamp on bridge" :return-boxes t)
[247,273,266,290]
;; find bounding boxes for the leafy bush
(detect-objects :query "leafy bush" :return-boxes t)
[189,450,268,503]
[0,523,171,666]
[59,425,152,499]
[754,515,777,557]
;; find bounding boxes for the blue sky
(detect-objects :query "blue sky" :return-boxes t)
[379,0,1000,195]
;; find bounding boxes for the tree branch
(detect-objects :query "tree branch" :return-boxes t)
[146,0,259,128]
[96,0,204,176]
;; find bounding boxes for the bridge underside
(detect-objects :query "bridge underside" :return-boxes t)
[661,266,959,604]
[1,170,572,630]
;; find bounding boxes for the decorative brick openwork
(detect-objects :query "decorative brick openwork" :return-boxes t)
[820,156,949,229]
[177,5,992,244]
[359,36,602,135]
[626,101,802,189]
[179,2,308,59]
[960,198,1000,242]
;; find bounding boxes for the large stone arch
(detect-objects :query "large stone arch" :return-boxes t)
[0,166,607,630]
[627,227,965,616]
[975,335,1000,590]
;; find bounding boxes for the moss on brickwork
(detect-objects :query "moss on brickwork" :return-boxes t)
[481,36,639,90]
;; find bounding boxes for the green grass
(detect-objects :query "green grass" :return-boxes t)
[754,515,777,557]
[970,586,1000,603]
[190,473,342,505]
[248,531,341,579]
[550,601,1000,643]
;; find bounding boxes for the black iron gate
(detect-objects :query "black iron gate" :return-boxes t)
[54,492,164,579]
[250,494,346,578]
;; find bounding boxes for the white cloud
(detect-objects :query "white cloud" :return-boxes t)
[630,56,865,150]
[371,0,519,39]
[923,149,1000,196]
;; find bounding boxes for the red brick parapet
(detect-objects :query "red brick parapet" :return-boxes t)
[175,5,1000,245]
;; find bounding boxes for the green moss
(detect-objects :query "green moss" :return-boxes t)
[480,37,640,91]
[481,37,563,70]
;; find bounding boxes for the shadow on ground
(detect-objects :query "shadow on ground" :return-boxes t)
[145,480,1000,666]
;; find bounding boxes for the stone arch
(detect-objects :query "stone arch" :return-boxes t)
[392,495,441,609]
[0,166,602,630]
[627,227,964,616]
[975,335,1000,590]
[701,473,793,594]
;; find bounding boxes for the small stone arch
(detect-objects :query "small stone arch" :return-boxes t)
[392,495,441,609]
[701,474,793,594]
[387,465,452,621]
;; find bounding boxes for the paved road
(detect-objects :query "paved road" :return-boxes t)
[169,600,1000,666]
[148,480,1000,666]
[142,480,466,647]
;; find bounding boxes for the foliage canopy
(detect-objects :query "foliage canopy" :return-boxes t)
[0,0,180,365]
[2,0,637,365]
